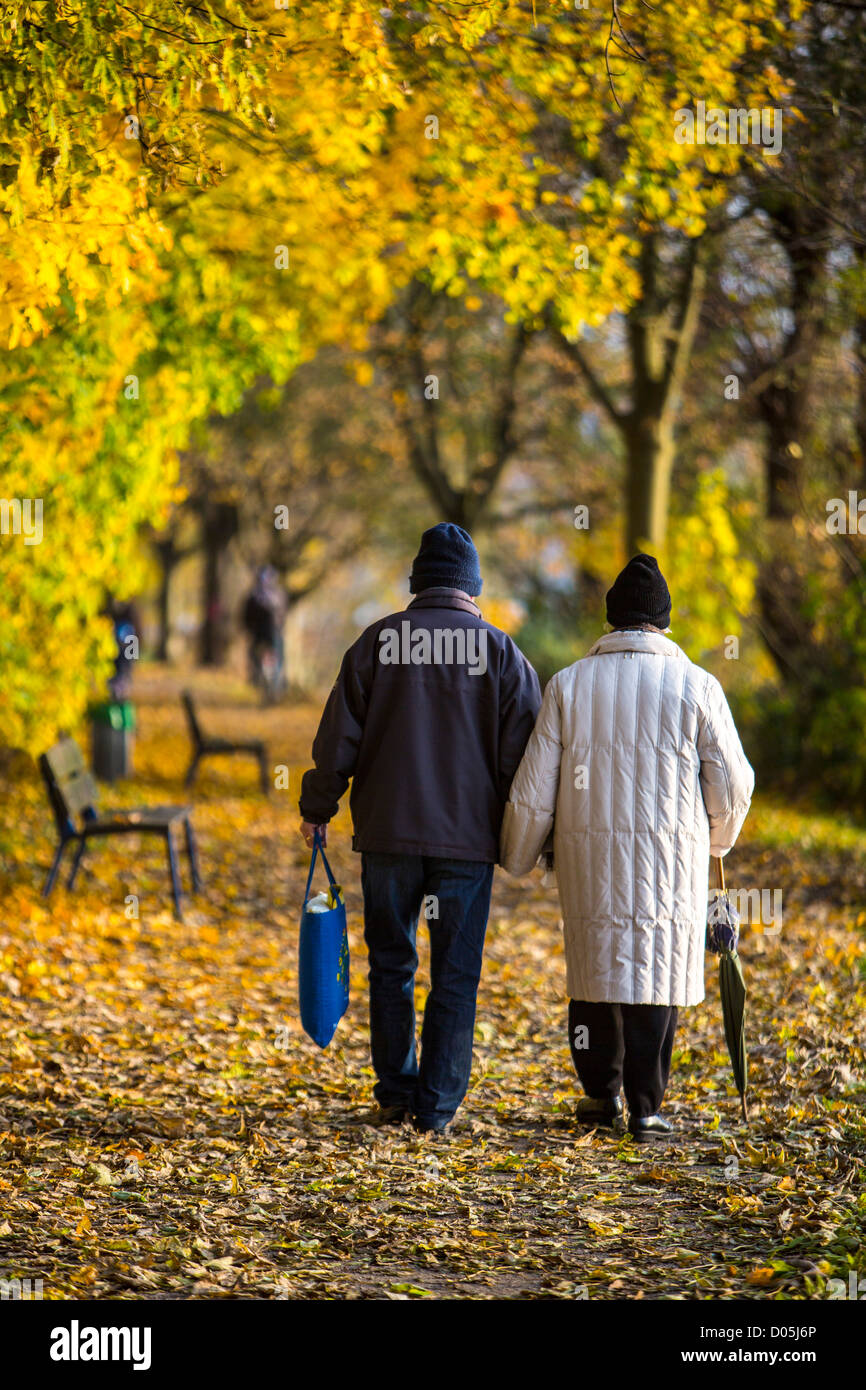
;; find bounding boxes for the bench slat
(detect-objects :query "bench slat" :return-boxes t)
[44,739,99,817]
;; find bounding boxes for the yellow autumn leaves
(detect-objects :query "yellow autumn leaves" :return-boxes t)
[0,0,798,749]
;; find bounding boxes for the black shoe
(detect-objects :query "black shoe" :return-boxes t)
[412,1118,449,1136]
[575,1095,624,1128]
[628,1113,672,1142]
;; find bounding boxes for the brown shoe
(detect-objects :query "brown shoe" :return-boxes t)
[361,1105,410,1127]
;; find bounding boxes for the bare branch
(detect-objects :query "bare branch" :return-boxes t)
[546,311,626,431]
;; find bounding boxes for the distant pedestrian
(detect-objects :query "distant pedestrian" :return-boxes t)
[242,566,287,700]
[108,597,141,701]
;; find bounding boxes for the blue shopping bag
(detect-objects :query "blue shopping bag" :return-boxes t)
[298,830,349,1048]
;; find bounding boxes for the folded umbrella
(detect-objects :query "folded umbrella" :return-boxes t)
[708,855,749,1123]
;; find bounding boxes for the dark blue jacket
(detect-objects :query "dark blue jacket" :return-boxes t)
[299,590,542,862]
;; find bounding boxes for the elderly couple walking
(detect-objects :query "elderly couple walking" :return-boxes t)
[299,523,754,1141]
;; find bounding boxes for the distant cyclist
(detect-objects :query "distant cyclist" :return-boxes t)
[242,566,287,702]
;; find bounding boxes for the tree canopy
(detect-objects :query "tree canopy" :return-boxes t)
[2,0,802,748]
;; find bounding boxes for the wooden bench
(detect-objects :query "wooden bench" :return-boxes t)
[39,738,201,921]
[181,691,269,794]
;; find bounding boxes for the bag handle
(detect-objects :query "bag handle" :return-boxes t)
[711,855,725,893]
[304,826,338,905]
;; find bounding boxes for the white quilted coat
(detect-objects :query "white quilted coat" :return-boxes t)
[500,630,754,1007]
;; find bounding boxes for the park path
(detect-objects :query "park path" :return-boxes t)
[0,667,863,1299]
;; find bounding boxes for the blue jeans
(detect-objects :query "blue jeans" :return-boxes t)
[361,853,494,1127]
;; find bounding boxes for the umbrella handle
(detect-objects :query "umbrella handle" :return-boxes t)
[712,855,725,893]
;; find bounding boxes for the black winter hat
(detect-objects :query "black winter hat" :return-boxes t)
[605,553,671,629]
[409,522,483,595]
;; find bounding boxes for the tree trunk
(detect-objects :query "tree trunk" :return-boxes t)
[623,408,675,554]
[854,288,866,490]
[553,231,708,560]
[758,364,811,521]
[753,237,825,684]
[154,538,178,662]
[199,500,239,667]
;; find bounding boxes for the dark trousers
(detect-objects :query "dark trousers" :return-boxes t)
[361,852,494,1127]
[568,999,678,1119]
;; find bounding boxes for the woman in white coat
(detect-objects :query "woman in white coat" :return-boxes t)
[500,555,754,1141]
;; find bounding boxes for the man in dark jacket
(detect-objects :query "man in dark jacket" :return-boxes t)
[299,523,541,1133]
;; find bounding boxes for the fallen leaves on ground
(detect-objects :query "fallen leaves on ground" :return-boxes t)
[0,666,864,1300]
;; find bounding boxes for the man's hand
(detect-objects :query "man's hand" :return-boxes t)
[300,820,326,849]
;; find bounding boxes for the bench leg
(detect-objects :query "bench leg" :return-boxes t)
[184,818,202,894]
[166,828,184,922]
[43,840,69,898]
[184,750,201,790]
[67,838,87,890]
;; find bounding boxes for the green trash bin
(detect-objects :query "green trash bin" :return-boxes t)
[90,701,135,782]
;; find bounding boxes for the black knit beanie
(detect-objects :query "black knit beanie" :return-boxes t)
[409,523,483,595]
[605,553,671,629]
